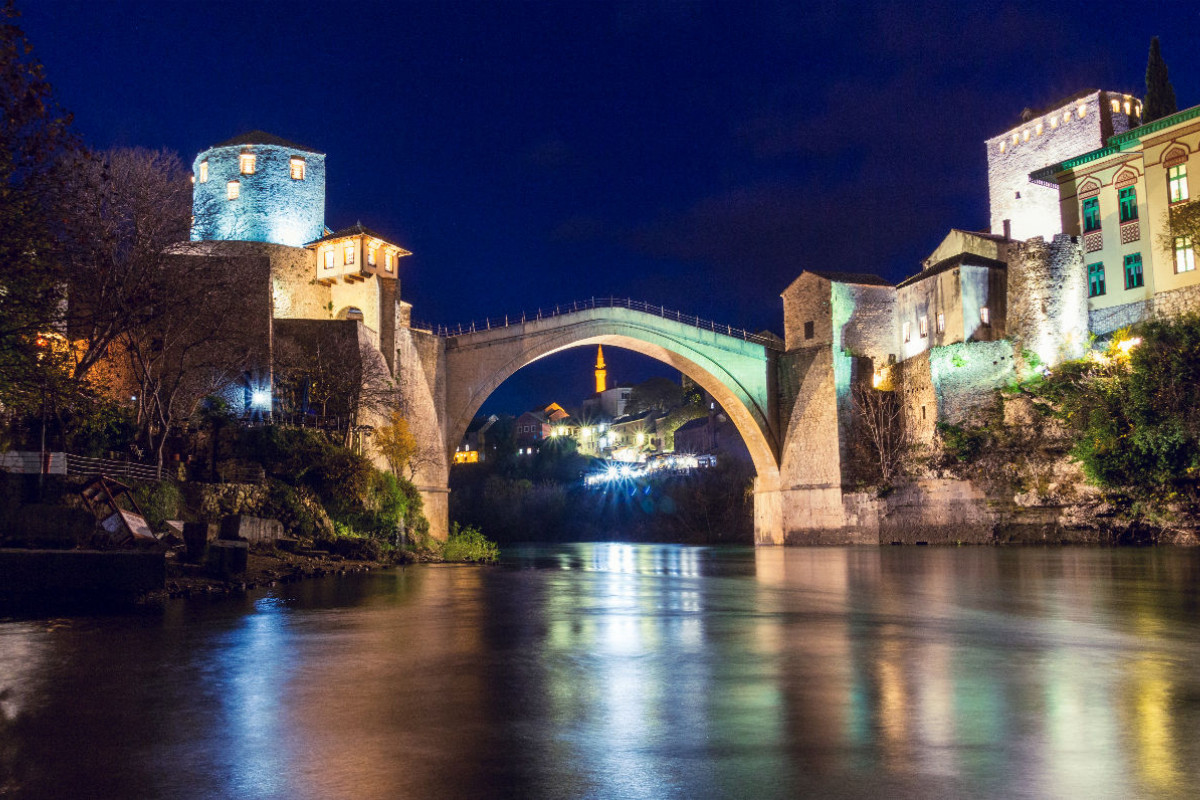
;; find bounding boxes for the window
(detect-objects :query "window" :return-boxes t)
[1082,196,1101,231]
[290,157,305,180]
[198,161,208,183]
[936,312,945,334]
[1118,186,1138,222]
[323,249,335,269]
[1088,262,1106,297]
[919,316,928,338]
[980,306,990,325]
[343,241,355,265]
[226,180,240,200]
[385,251,394,272]
[1176,236,1196,273]
[1169,165,1189,203]
[367,246,377,267]
[903,322,911,343]
[804,321,814,340]
[239,152,256,175]
[1123,253,1144,289]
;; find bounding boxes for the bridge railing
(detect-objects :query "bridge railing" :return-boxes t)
[414,296,783,348]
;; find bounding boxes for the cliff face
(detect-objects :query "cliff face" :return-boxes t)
[892,394,1200,545]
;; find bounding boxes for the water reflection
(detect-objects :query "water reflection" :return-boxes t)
[1,546,1199,799]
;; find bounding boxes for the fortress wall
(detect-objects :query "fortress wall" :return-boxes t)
[1007,235,1088,366]
[928,340,1016,425]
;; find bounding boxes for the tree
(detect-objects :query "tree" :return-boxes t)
[628,376,684,414]
[0,1,78,412]
[374,410,420,479]
[852,382,910,486]
[1143,36,1176,124]
[57,147,193,381]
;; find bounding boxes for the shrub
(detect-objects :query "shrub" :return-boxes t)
[937,422,987,463]
[442,522,499,563]
[132,481,181,531]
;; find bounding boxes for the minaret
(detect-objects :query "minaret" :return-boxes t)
[594,345,607,393]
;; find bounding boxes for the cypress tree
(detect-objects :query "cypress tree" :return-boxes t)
[1143,36,1177,124]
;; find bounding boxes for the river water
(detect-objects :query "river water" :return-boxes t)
[3,544,1200,799]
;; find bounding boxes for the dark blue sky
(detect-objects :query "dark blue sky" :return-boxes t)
[20,1,1200,414]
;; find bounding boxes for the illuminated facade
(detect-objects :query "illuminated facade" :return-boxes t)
[191,131,327,247]
[1031,104,1200,334]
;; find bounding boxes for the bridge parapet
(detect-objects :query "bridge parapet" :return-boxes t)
[416,296,783,349]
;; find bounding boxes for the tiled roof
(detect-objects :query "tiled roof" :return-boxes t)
[307,223,410,250]
[896,253,1007,289]
[211,130,322,153]
[806,270,893,287]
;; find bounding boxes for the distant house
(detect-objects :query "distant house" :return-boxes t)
[608,410,666,462]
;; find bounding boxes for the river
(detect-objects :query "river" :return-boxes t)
[3,544,1200,799]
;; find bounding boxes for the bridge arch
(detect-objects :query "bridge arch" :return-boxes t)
[440,309,782,511]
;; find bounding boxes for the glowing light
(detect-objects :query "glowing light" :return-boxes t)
[227,180,240,200]
[199,161,208,182]
[1077,104,1087,117]
[636,432,645,445]
[289,157,305,180]
[239,152,256,174]
[250,389,272,409]
[1116,337,1141,355]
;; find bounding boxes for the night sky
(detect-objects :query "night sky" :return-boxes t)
[20,1,1200,415]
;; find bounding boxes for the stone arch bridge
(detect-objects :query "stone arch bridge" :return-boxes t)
[395,298,847,545]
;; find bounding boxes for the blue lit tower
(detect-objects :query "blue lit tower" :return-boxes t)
[191,131,326,247]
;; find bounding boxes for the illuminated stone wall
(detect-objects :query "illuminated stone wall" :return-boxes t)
[1007,235,1088,367]
[1090,283,1200,336]
[192,141,326,247]
[985,90,1139,241]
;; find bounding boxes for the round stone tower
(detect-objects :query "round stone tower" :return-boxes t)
[191,131,326,247]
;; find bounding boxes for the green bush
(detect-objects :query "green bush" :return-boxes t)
[937,422,987,463]
[442,522,499,563]
[132,481,181,531]
[1029,315,1200,497]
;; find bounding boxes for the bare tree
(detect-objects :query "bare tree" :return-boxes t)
[852,382,911,486]
[57,147,193,381]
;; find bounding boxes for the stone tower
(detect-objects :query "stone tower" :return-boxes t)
[986,91,1141,242]
[191,131,326,247]
[594,345,607,393]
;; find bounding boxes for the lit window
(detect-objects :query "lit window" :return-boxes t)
[980,306,990,325]
[1118,186,1138,222]
[1012,134,1019,145]
[199,161,208,183]
[385,251,394,272]
[903,322,911,343]
[1063,110,1071,122]
[1123,253,1144,289]
[343,241,355,265]
[1124,100,1131,115]
[226,180,240,200]
[1035,123,1043,136]
[1023,129,1030,141]
[1082,196,1101,232]
[367,245,377,266]
[1168,165,1189,203]
[239,152,256,174]
[1176,236,1196,273]
[1050,116,1059,129]
[999,141,1006,153]
[919,316,928,338]
[936,312,945,333]
[290,157,305,180]
[1088,262,1106,297]
[1077,104,1087,117]
[323,249,335,269]
[1111,99,1121,112]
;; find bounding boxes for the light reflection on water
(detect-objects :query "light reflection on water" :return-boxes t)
[2,544,1199,799]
